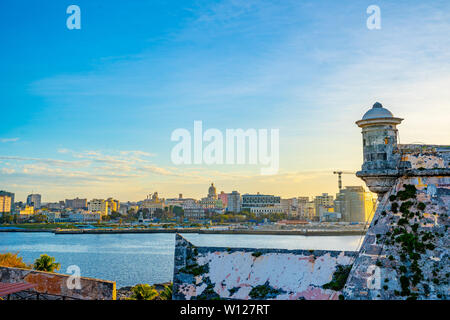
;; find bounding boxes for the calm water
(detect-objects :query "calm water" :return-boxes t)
[0,232,363,288]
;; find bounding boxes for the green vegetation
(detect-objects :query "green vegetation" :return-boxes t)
[395,184,417,201]
[180,263,209,276]
[33,254,61,272]
[158,283,173,300]
[0,223,78,230]
[195,283,221,300]
[322,265,352,291]
[391,202,399,213]
[252,251,263,258]
[211,212,288,223]
[383,183,443,297]
[249,283,282,299]
[0,252,31,269]
[128,284,159,300]
[229,287,239,296]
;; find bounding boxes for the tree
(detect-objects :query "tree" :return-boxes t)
[128,284,159,300]
[158,283,173,300]
[33,214,47,223]
[0,213,13,224]
[33,254,61,272]
[110,211,121,220]
[173,206,183,217]
[0,252,31,269]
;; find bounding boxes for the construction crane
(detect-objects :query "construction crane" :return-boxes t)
[333,171,356,191]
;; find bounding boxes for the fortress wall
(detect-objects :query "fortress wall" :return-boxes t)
[398,144,450,169]
[173,234,356,300]
[0,266,116,300]
[343,174,449,300]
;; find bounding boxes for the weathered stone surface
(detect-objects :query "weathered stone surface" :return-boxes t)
[172,234,356,300]
[0,266,116,300]
[343,175,449,300]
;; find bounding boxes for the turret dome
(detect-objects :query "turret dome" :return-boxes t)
[362,102,394,120]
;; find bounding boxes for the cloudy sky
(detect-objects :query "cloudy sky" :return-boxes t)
[1,0,449,202]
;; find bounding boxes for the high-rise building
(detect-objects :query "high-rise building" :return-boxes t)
[106,198,120,212]
[218,191,228,208]
[313,193,333,217]
[88,199,110,216]
[0,191,14,215]
[227,191,241,213]
[26,194,41,209]
[241,194,281,209]
[65,198,87,209]
[280,198,298,216]
[334,186,377,223]
[241,193,282,216]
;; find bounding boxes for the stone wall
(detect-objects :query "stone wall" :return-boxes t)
[0,266,116,300]
[343,175,449,300]
[173,234,356,300]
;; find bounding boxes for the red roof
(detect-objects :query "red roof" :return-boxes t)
[0,282,36,297]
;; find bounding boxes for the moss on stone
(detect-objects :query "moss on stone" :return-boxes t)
[322,265,352,291]
[249,282,282,299]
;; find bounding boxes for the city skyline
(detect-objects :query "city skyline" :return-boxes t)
[1,1,449,202]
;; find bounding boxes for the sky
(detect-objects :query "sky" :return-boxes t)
[0,0,449,202]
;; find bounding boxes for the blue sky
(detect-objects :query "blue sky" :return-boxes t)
[1,0,449,202]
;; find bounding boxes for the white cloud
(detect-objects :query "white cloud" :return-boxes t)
[1,138,19,143]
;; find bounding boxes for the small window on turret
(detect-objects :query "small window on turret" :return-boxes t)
[384,137,389,144]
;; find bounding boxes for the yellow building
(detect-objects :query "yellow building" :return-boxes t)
[88,199,110,216]
[20,205,35,215]
[0,195,13,214]
[106,198,120,212]
[334,186,377,223]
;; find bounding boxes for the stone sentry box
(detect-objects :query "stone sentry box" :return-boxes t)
[173,234,356,300]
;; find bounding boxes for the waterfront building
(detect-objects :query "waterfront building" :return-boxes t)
[65,198,87,209]
[280,198,298,216]
[334,186,377,223]
[297,200,315,220]
[184,207,207,220]
[199,197,223,209]
[45,202,63,210]
[141,192,164,216]
[249,206,284,216]
[68,210,102,222]
[88,199,110,216]
[227,191,241,213]
[313,193,333,217]
[166,194,197,208]
[19,205,34,216]
[26,194,41,209]
[218,191,228,208]
[241,193,281,209]
[0,191,14,215]
[106,198,120,212]
[181,198,199,210]
[41,211,61,222]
